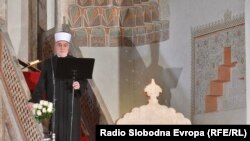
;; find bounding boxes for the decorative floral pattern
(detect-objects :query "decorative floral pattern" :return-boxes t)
[192,12,245,114]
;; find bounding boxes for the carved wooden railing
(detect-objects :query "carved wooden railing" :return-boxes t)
[0,23,43,140]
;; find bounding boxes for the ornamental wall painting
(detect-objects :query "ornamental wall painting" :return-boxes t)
[191,11,246,115]
[68,0,169,47]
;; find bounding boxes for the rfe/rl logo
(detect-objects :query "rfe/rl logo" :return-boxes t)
[210,129,244,136]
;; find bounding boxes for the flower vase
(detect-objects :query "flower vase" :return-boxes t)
[38,123,44,138]
[42,118,50,135]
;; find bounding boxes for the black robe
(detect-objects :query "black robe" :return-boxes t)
[30,55,87,141]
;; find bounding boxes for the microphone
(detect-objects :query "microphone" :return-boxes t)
[50,55,56,141]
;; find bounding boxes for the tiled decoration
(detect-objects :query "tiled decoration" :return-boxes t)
[205,47,240,112]
[191,11,245,114]
[68,0,169,47]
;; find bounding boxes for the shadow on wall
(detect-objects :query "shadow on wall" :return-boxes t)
[118,38,182,118]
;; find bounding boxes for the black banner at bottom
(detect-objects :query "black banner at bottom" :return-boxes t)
[96,125,250,140]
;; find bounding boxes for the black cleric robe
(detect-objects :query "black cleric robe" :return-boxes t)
[29,55,87,141]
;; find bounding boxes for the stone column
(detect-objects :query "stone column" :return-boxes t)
[29,0,38,62]
[39,0,47,31]
[0,0,6,21]
[47,0,55,30]
[246,0,250,124]
[55,0,69,31]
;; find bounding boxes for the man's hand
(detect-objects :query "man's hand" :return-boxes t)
[72,81,80,90]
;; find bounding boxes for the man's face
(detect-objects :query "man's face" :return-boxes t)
[54,40,69,57]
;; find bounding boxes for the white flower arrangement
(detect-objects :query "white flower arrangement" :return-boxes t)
[32,100,54,123]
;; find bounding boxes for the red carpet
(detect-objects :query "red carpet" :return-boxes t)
[81,136,88,141]
[23,71,41,93]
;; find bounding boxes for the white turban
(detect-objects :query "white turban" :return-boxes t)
[54,32,71,42]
